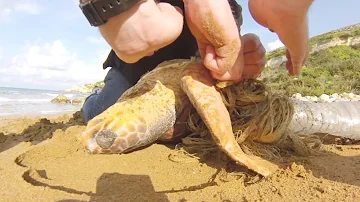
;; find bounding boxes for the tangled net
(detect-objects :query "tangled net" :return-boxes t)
[169,79,322,164]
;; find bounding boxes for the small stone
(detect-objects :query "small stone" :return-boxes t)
[335,146,343,151]
[292,93,303,99]
[72,98,86,105]
[344,139,353,145]
[299,97,309,102]
[271,185,278,192]
[305,96,319,102]
[51,94,71,104]
[335,138,342,145]
[315,186,325,193]
[319,94,330,103]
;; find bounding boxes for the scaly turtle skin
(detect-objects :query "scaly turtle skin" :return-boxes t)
[80,59,278,177]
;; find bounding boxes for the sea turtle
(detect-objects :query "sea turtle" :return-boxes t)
[79,0,278,177]
[80,58,279,177]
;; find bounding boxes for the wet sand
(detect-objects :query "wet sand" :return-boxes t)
[0,112,359,202]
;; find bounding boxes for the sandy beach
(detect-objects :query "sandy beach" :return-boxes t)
[0,111,359,202]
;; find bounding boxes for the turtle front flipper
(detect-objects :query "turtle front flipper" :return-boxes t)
[180,61,278,177]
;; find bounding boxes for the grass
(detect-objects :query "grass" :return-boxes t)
[309,27,360,47]
[266,48,286,61]
[266,26,360,61]
[82,80,105,91]
[261,45,360,96]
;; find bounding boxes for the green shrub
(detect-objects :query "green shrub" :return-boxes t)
[261,45,360,96]
[266,27,360,60]
[83,80,105,90]
[266,48,286,60]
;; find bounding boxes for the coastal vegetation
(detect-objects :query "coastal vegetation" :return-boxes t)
[261,24,360,97]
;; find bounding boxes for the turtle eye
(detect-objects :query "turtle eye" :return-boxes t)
[96,129,117,149]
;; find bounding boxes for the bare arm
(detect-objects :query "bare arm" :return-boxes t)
[248,0,314,75]
[79,0,184,63]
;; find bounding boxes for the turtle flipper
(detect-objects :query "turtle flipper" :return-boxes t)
[180,61,278,177]
[158,103,195,143]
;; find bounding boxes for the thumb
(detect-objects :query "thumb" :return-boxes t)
[291,60,303,75]
[155,3,184,48]
[286,49,304,76]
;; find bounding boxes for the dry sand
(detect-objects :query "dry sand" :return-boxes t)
[0,111,359,202]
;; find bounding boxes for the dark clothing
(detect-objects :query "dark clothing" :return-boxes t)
[82,67,133,123]
[101,0,198,87]
[82,0,198,123]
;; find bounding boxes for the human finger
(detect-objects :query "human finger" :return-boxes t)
[242,57,266,79]
[242,33,262,54]
[243,42,266,65]
[210,51,244,81]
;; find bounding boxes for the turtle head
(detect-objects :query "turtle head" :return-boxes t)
[79,108,148,154]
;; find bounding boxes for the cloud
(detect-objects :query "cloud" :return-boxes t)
[268,39,284,51]
[0,40,109,90]
[0,0,42,22]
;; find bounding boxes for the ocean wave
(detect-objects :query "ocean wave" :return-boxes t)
[42,93,76,98]
[64,94,75,98]
[8,91,21,95]
[43,93,59,97]
[0,97,50,103]
[40,109,75,114]
[0,112,14,116]
[40,110,61,114]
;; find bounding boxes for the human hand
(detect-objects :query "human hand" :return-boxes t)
[212,33,266,81]
[94,0,184,63]
[248,0,314,75]
[241,33,266,80]
[184,0,241,77]
[162,34,266,140]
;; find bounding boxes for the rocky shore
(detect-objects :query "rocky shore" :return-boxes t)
[291,92,360,102]
[65,81,104,94]
[50,92,360,106]
[51,94,86,105]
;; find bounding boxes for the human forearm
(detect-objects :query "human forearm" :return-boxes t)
[183,0,242,80]
[248,0,314,75]
[79,0,184,63]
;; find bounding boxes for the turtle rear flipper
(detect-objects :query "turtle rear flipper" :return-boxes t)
[180,61,278,177]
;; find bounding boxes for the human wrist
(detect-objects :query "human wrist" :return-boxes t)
[79,0,146,27]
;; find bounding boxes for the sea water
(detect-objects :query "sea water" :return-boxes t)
[0,87,90,117]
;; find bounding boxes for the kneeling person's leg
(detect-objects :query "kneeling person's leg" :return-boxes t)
[82,67,132,123]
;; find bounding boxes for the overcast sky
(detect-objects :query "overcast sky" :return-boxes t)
[1,0,359,90]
